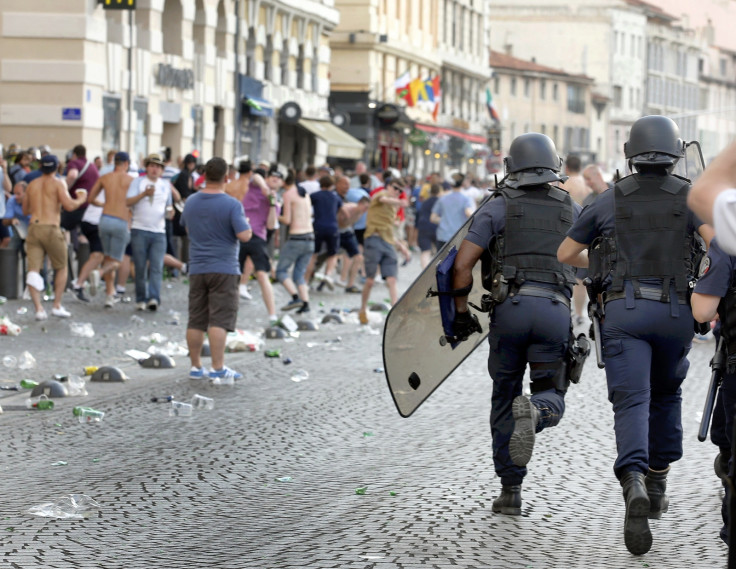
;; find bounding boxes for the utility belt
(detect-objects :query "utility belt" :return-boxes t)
[289,233,315,241]
[511,285,571,308]
[602,286,687,305]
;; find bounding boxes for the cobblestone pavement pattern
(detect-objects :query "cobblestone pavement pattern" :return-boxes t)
[0,261,729,568]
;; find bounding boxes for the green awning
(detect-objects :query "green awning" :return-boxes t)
[298,118,365,160]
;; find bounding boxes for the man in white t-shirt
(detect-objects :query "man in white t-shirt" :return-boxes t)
[299,165,320,195]
[126,153,172,311]
[689,139,736,254]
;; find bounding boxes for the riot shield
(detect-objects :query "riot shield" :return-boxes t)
[673,141,705,182]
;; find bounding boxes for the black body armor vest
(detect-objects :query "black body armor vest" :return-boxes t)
[482,184,576,294]
[611,173,692,300]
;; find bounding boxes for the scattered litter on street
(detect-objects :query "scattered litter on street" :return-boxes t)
[17,351,36,370]
[290,369,309,382]
[50,461,67,466]
[69,322,95,338]
[225,329,263,352]
[0,316,21,336]
[27,494,100,519]
[274,476,292,482]
[355,487,367,495]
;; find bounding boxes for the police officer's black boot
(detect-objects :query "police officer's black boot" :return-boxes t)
[620,471,652,555]
[492,485,521,516]
[644,467,669,520]
[715,451,730,482]
[509,395,540,467]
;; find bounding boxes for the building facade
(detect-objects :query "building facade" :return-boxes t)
[489,50,594,161]
[329,0,492,178]
[0,0,355,169]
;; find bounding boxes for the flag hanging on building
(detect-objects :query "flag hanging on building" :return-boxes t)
[431,76,441,121]
[486,88,500,122]
[395,71,413,106]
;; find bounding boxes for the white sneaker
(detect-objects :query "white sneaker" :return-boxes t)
[136,302,146,311]
[104,295,119,308]
[51,306,71,318]
[90,270,101,296]
[35,309,48,321]
[239,284,252,300]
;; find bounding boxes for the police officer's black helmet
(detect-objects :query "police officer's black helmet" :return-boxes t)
[624,115,684,167]
[502,133,565,188]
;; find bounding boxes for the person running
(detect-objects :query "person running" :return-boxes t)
[23,155,87,320]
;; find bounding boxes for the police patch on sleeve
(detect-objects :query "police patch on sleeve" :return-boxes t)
[699,254,711,277]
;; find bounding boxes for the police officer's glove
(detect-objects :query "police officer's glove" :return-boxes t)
[453,310,482,342]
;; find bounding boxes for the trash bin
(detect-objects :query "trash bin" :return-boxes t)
[0,247,19,299]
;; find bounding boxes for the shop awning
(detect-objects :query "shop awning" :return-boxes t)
[243,96,274,118]
[298,118,365,160]
[414,123,487,144]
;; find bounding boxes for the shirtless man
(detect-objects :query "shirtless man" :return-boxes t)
[23,155,87,320]
[275,171,314,314]
[581,164,610,206]
[88,151,133,307]
[560,155,592,327]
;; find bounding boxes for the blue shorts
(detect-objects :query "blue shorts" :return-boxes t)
[363,234,398,279]
[99,214,130,262]
[314,230,339,256]
[338,230,360,258]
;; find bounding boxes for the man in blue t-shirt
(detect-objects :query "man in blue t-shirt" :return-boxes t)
[306,175,343,289]
[180,157,252,383]
[430,174,475,248]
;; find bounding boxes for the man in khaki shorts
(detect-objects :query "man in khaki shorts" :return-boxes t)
[23,155,88,320]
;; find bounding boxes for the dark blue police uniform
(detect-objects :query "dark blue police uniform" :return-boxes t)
[568,180,702,479]
[693,238,736,544]
[466,190,581,488]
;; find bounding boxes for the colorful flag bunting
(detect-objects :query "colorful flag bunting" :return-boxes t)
[486,88,500,122]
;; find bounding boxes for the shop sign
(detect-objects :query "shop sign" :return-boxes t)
[156,64,194,90]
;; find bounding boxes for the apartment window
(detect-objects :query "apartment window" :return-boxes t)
[264,35,274,81]
[540,80,546,100]
[553,125,559,146]
[721,58,728,77]
[552,83,558,101]
[510,121,516,140]
[524,78,530,97]
[630,35,636,57]
[524,123,529,133]
[296,45,305,89]
[493,75,499,94]
[540,124,546,135]
[510,77,517,96]
[567,84,585,114]
[613,85,622,108]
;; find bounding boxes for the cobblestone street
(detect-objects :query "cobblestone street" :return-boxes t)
[0,261,729,568]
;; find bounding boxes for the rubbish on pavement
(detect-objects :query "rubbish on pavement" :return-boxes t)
[66,375,88,397]
[169,401,193,417]
[355,487,367,495]
[2,355,17,368]
[25,395,54,410]
[73,406,105,423]
[191,394,214,410]
[282,357,292,365]
[151,395,174,403]
[277,314,298,333]
[146,341,188,357]
[140,332,167,344]
[27,494,100,519]
[90,366,127,382]
[166,310,181,325]
[16,307,27,315]
[290,369,309,382]
[0,316,21,336]
[50,461,67,466]
[225,329,263,352]
[18,351,36,370]
[125,349,151,361]
[369,302,391,312]
[373,367,384,373]
[297,320,318,331]
[274,476,292,482]
[130,315,144,325]
[69,322,95,338]
[362,432,374,437]
[138,353,176,369]
[82,366,98,376]
[31,380,69,398]
[19,379,38,389]
[265,349,281,358]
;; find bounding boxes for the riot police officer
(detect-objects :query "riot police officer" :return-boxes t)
[452,133,583,516]
[557,115,712,555]
[691,237,736,546]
